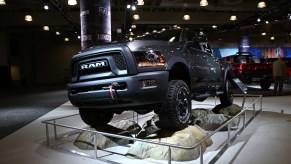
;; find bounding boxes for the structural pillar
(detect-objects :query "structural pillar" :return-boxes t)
[239,36,250,53]
[80,0,111,50]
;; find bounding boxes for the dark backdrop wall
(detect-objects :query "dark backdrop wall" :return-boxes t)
[8,31,80,85]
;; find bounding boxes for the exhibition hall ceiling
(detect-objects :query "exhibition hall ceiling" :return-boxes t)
[0,0,290,39]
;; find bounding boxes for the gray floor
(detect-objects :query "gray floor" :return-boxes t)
[0,84,290,164]
[0,85,68,139]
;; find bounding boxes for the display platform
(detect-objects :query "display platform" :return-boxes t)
[0,95,291,164]
[40,94,262,164]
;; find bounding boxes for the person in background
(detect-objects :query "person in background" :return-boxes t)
[272,55,287,93]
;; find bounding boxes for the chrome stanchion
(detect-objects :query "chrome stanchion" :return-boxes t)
[53,120,57,140]
[168,146,171,164]
[200,144,204,164]
[94,132,97,159]
[46,124,50,146]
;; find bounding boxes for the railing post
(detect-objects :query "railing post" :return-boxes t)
[168,146,171,164]
[200,144,204,164]
[252,97,255,117]
[243,111,246,129]
[46,124,50,146]
[94,132,98,159]
[260,95,263,111]
[53,120,57,140]
[227,123,231,146]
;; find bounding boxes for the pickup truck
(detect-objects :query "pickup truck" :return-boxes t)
[224,53,273,90]
[67,28,234,130]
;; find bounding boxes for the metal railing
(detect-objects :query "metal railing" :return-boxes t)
[42,93,262,164]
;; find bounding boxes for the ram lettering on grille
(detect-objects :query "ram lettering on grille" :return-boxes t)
[80,60,108,70]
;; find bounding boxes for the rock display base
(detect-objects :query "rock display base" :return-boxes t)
[126,125,213,161]
[74,125,132,150]
[191,104,241,131]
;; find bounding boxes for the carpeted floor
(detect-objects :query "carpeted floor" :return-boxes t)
[0,84,68,139]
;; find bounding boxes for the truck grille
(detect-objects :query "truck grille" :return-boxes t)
[71,52,127,77]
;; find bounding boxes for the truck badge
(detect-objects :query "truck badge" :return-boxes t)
[80,60,108,70]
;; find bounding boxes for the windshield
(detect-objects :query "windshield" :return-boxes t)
[134,29,182,42]
[236,55,260,64]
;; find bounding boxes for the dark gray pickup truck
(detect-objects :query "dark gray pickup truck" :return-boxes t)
[68,28,233,130]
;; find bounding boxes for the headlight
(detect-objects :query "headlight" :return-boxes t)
[133,50,165,68]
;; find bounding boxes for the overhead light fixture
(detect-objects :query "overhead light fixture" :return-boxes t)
[270,36,275,40]
[183,15,190,20]
[0,0,6,5]
[24,15,32,22]
[44,4,49,10]
[265,20,269,24]
[212,25,217,29]
[133,14,140,20]
[77,35,81,39]
[68,0,77,6]
[64,37,69,41]
[200,0,208,7]
[131,5,136,10]
[131,25,136,29]
[43,26,49,31]
[56,31,60,35]
[257,18,261,22]
[127,4,131,9]
[137,0,144,5]
[257,2,266,8]
[230,15,237,21]
[261,32,266,36]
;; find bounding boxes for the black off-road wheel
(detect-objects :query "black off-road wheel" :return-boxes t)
[79,108,114,127]
[259,80,271,90]
[219,78,233,106]
[158,80,191,130]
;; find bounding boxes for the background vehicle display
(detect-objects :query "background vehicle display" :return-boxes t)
[68,28,234,130]
[224,52,273,90]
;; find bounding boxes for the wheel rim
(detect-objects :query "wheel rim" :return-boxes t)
[176,86,190,123]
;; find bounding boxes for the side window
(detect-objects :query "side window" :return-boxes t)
[186,30,203,50]
[249,56,260,63]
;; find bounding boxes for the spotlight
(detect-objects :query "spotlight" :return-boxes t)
[257,1,266,8]
[0,0,6,5]
[44,5,49,10]
[200,0,208,7]
[25,15,32,22]
[43,26,49,31]
[257,18,261,22]
[183,15,190,20]
[131,5,136,10]
[137,0,144,5]
[230,15,237,21]
[68,0,77,6]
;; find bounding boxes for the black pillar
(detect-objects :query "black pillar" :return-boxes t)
[80,0,111,50]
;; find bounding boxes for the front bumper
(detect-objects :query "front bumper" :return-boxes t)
[68,71,169,109]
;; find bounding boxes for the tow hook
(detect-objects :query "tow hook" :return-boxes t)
[109,82,120,100]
